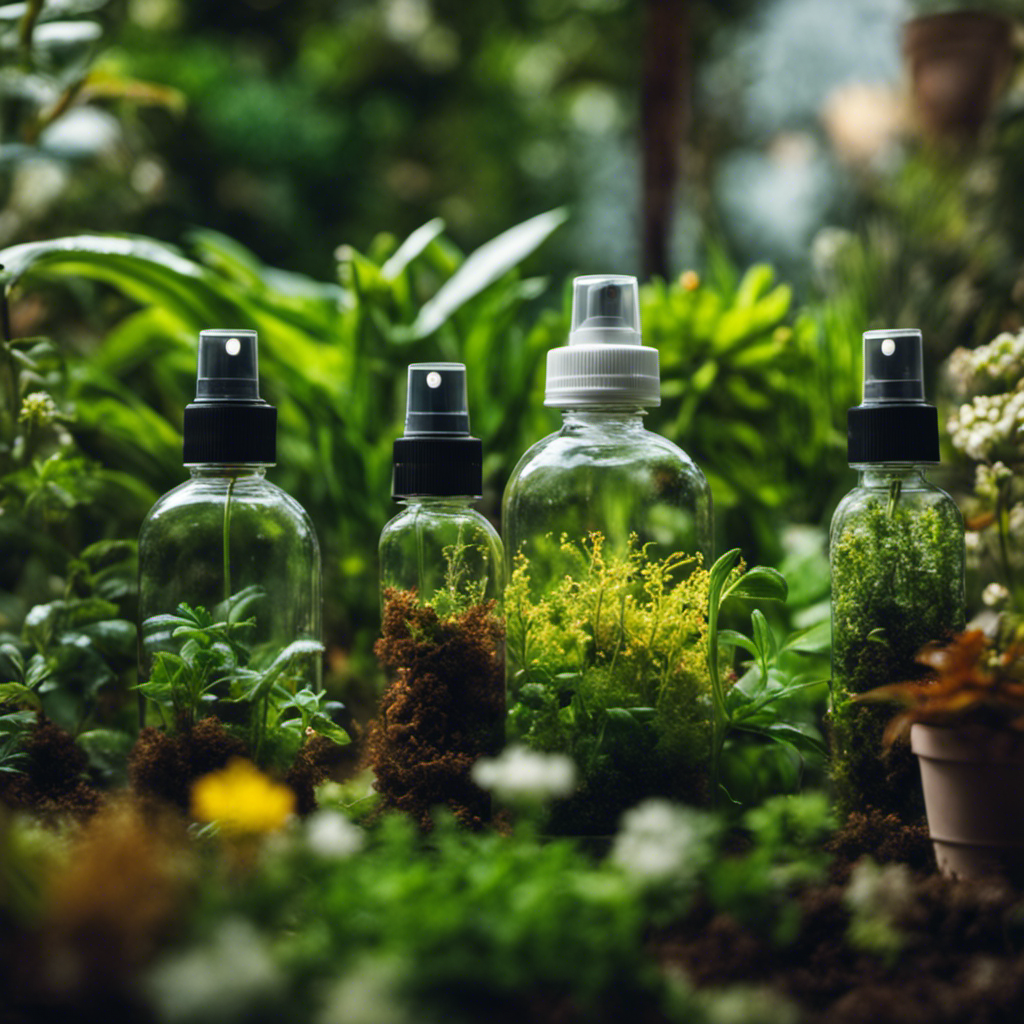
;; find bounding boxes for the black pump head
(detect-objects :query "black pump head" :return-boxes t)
[848,328,939,465]
[392,363,482,499]
[183,329,276,465]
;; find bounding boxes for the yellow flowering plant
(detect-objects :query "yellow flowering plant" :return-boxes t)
[191,759,296,835]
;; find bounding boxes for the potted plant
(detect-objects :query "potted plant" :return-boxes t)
[860,629,1024,882]
[903,5,1015,141]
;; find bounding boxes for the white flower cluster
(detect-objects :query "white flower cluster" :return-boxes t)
[974,461,1013,503]
[611,799,718,884]
[305,810,364,859]
[947,330,1024,398]
[983,582,1011,608]
[845,858,913,919]
[470,745,576,803]
[17,390,58,427]
[148,918,282,1023]
[948,388,1024,462]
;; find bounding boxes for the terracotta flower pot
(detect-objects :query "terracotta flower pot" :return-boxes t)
[903,12,1014,141]
[911,722,1024,882]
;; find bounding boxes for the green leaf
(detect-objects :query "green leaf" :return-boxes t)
[751,610,777,672]
[779,620,831,655]
[408,208,567,338]
[726,566,788,604]
[719,629,760,660]
[309,712,351,747]
[0,682,41,709]
[381,218,446,280]
[76,727,133,786]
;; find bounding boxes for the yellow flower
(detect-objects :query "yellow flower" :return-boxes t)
[191,759,295,835]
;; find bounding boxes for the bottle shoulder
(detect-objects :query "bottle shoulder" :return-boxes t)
[380,504,503,553]
[506,424,706,489]
[141,474,318,541]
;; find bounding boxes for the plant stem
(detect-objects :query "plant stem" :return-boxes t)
[997,478,1016,593]
[886,477,902,518]
[223,476,236,604]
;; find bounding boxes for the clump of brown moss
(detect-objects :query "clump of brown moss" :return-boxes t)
[367,587,504,830]
[128,717,247,811]
[286,732,358,815]
[826,808,934,883]
[0,716,100,820]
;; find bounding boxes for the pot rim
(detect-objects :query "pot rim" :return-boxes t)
[911,721,1024,764]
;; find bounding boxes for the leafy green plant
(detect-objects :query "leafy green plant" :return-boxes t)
[706,547,827,804]
[0,214,565,665]
[507,533,713,829]
[138,599,346,771]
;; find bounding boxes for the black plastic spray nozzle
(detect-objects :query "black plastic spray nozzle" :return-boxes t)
[393,362,482,498]
[183,328,276,465]
[862,328,925,404]
[403,363,470,436]
[847,327,938,465]
[195,329,261,401]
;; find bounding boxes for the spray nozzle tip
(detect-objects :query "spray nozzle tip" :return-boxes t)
[569,275,641,345]
[862,328,925,404]
[196,329,260,401]
[404,363,470,436]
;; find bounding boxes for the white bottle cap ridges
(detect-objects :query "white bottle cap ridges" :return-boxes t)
[545,275,661,408]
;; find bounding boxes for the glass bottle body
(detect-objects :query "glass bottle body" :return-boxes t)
[502,410,714,833]
[829,465,965,820]
[373,498,505,829]
[138,466,322,725]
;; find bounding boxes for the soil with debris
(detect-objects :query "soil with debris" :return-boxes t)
[0,715,101,820]
[367,587,505,830]
[129,717,348,814]
[657,809,1024,1024]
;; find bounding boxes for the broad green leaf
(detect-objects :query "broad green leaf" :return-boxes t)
[718,629,759,660]
[0,682,41,709]
[381,218,445,281]
[409,208,567,338]
[309,712,351,747]
[726,566,788,604]
[779,619,831,655]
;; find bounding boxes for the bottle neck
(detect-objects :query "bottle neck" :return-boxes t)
[853,465,928,489]
[399,496,476,510]
[188,465,268,480]
[561,408,647,429]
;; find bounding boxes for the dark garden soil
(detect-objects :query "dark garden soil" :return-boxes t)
[0,716,100,821]
[128,717,350,814]
[657,809,1024,1024]
[367,587,505,830]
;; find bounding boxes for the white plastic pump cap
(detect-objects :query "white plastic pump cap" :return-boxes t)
[545,275,660,408]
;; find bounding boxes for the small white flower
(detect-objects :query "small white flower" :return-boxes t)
[611,799,718,884]
[982,582,1011,608]
[305,810,364,859]
[845,859,913,918]
[148,919,282,1023]
[317,955,411,1024]
[470,745,576,802]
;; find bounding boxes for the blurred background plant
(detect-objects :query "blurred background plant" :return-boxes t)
[1,0,1023,765]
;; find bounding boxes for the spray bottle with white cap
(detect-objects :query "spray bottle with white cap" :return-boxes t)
[830,328,965,822]
[502,275,713,831]
[137,329,322,725]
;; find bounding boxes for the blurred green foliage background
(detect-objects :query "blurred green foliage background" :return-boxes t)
[2,0,1024,702]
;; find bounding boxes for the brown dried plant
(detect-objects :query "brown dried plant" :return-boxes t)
[859,630,1024,747]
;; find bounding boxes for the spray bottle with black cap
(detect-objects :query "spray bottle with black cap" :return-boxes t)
[372,363,504,827]
[138,330,322,725]
[829,328,965,821]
